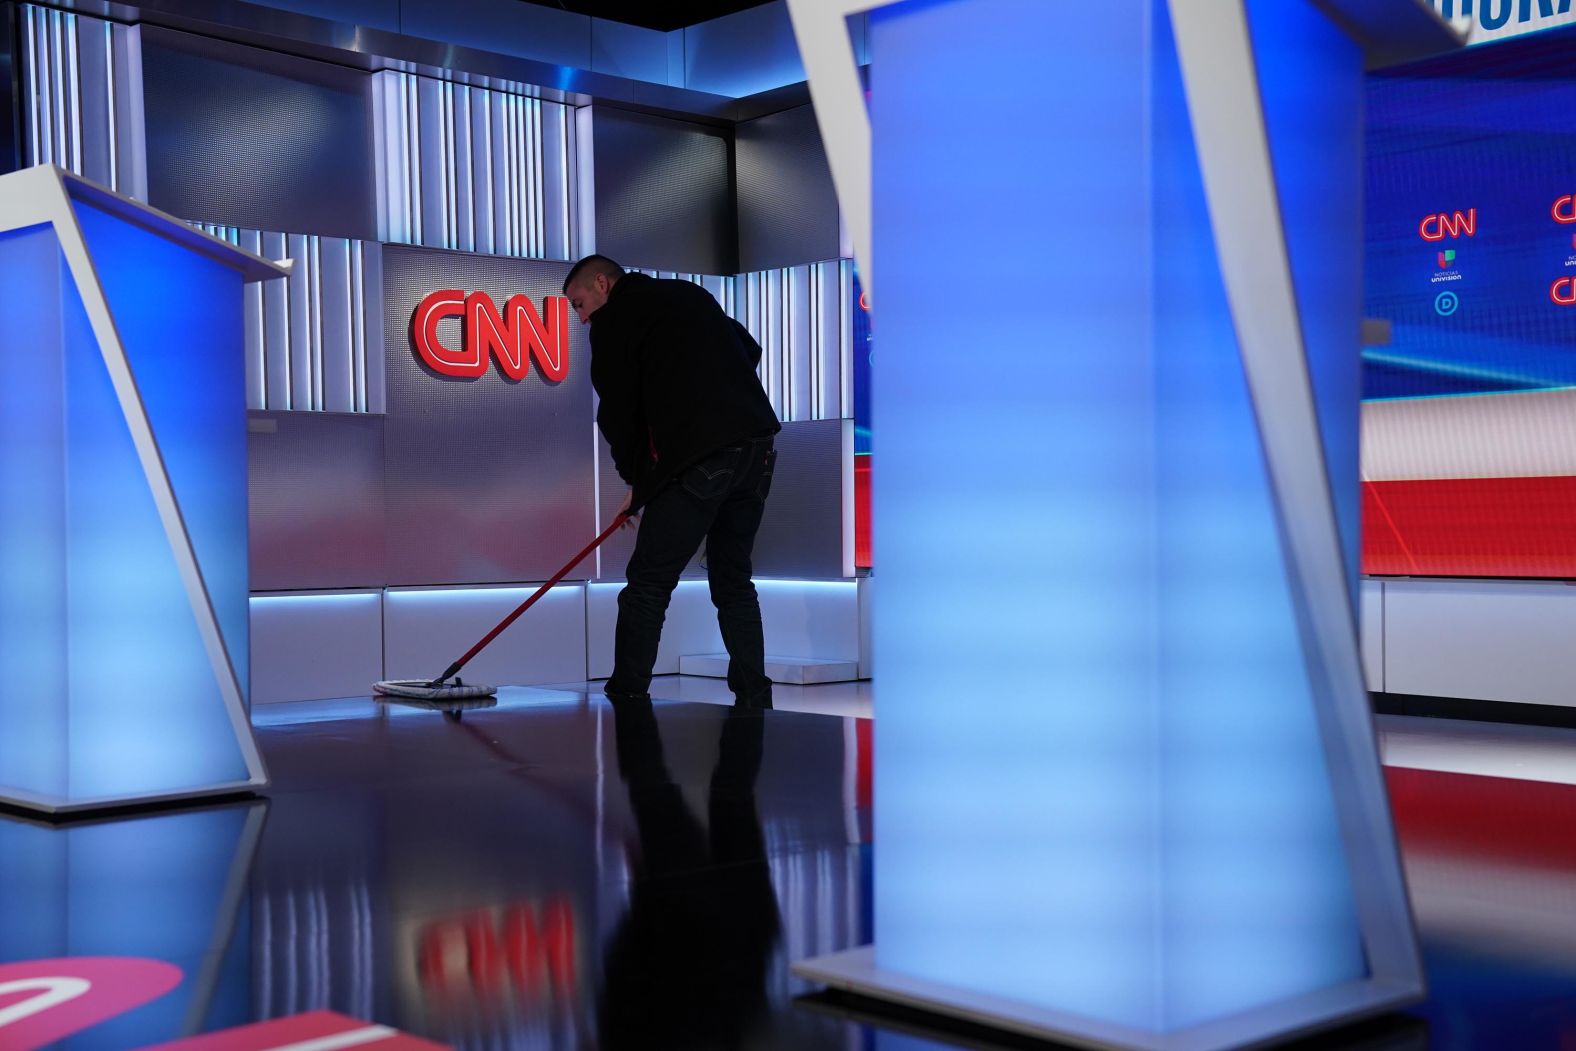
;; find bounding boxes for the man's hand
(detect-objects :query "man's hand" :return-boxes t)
[617,489,638,529]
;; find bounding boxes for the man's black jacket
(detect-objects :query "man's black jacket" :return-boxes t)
[589,272,781,511]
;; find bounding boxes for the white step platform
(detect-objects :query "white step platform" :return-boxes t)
[679,653,861,685]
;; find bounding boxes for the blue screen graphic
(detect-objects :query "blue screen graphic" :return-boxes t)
[1365,28,1576,401]
[852,270,871,455]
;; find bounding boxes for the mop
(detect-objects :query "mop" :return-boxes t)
[374,514,629,703]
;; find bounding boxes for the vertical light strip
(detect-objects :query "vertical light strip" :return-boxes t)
[524,98,536,256]
[407,74,422,246]
[503,96,516,255]
[443,81,456,250]
[281,244,292,412]
[344,240,355,412]
[482,90,496,255]
[522,97,532,255]
[65,13,80,173]
[813,264,825,422]
[504,96,516,256]
[351,244,365,412]
[533,100,546,258]
[520,98,532,256]
[24,8,40,165]
[49,10,65,165]
[312,236,324,410]
[558,104,572,261]
[104,21,117,191]
[787,267,796,421]
[249,233,266,411]
[457,85,472,251]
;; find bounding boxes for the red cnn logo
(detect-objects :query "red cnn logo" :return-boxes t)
[1555,196,1576,224]
[1551,277,1576,306]
[413,290,569,382]
[1418,209,1476,242]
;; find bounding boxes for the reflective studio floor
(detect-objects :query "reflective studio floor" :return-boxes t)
[6,679,1576,1050]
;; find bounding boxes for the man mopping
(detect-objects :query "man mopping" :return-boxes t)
[564,255,781,708]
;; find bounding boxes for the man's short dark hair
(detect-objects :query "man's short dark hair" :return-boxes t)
[563,254,624,293]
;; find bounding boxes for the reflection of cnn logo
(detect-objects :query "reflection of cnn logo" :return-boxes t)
[1418,209,1476,241]
[412,290,570,381]
[417,897,577,1001]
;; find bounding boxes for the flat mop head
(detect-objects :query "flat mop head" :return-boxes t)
[374,679,497,701]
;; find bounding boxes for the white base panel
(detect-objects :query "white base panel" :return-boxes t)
[383,584,587,688]
[794,946,1420,1051]
[250,592,383,704]
[679,653,859,684]
[1382,579,1576,707]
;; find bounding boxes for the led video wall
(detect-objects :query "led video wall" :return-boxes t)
[1364,30,1576,578]
[853,271,871,568]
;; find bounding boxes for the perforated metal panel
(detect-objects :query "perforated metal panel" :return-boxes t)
[590,107,736,275]
[140,26,376,240]
[0,4,16,176]
[736,103,842,272]
[752,418,849,579]
[248,411,386,591]
[381,245,596,586]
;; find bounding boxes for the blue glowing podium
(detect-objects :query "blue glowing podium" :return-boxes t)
[789,1,1459,1049]
[0,166,283,814]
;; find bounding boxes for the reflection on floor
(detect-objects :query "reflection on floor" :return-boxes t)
[5,685,1576,1049]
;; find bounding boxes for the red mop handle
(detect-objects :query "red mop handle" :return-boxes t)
[430,514,629,684]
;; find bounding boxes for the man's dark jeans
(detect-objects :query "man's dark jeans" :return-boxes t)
[608,436,777,704]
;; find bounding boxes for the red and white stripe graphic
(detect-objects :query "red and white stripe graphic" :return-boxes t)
[1361,388,1576,577]
[138,1010,448,1051]
[1388,767,1576,965]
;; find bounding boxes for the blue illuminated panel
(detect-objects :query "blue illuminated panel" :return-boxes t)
[0,174,263,811]
[71,197,252,699]
[0,803,260,1047]
[1153,1,1362,1027]
[869,0,1361,1032]
[0,225,69,800]
[59,249,251,797]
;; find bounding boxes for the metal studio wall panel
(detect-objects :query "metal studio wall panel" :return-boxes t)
[382,245,595,586]
[373,72,576,260]
[736,103,842,271]
[19,4,146,196]
[738,260,853,423]
[590,106,736,275]
[2,3,23,175]
[248,411,386,591]
[140,26,375,240]
[198,225,385,413]
[753,419,850,579]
